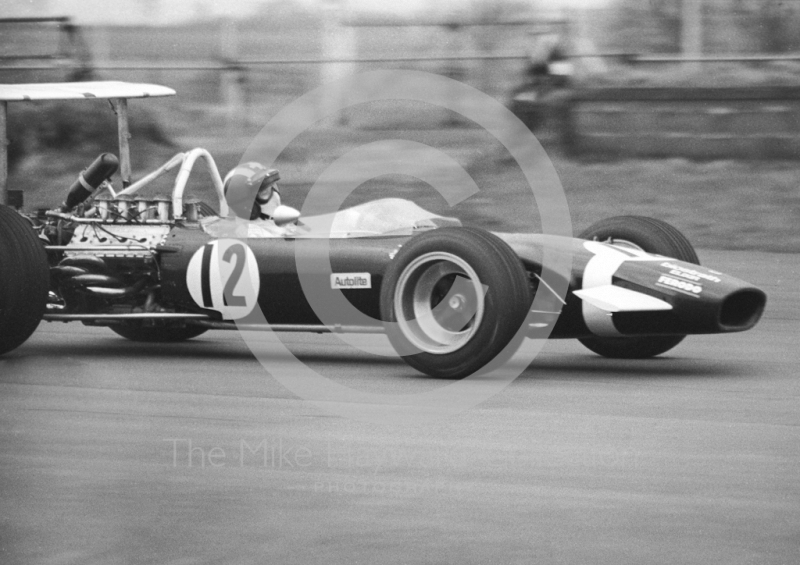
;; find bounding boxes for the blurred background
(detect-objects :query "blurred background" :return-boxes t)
[2,0,799,250]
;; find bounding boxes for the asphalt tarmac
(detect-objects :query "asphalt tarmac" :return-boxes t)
[1,249,798,565]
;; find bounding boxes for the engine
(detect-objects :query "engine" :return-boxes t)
[38,155,210,321]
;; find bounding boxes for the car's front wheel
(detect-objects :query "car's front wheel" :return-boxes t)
[380,227,531,378]
[578,215,699,359]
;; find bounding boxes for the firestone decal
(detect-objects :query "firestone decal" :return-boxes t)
[331,273,372,289]
[657,275,702,295]
[661,262,721,283]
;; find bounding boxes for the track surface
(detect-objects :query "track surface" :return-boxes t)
[1,250,798,565]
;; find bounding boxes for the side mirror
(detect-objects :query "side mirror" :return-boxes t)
[272,205,301,226]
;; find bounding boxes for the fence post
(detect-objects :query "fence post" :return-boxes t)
[0,101,7,206]
[321,1,355,125]
[220,18,245,135]
[681,0,702,71]
[443,23,467,127]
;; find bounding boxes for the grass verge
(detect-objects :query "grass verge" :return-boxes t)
[10,101,799,253]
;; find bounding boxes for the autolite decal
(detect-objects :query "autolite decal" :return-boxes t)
[331,273,372,289]
[657,275,702,296]
[660,262,721,283]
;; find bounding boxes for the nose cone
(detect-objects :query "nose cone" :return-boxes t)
[608,258,767,335]
[718,288,766,331]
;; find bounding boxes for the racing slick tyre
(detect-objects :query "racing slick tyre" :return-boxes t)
[0,205,49,355]
[110,323,208,343]
[578,215,699,359]
[380,227,531,379]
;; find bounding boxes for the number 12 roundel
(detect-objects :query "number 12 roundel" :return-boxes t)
[186,239,260,320]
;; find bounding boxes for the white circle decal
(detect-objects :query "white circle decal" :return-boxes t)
[186,239,260,320]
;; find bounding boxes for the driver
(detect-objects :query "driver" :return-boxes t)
[222,162,282,221]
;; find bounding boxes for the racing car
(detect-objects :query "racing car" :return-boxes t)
[0,82,766,378]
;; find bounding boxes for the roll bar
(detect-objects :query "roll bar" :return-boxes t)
[116,148,229,218]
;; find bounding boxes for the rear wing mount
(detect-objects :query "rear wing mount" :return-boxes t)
[0,81,175,207]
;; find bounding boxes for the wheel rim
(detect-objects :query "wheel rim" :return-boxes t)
[394,252,486,354]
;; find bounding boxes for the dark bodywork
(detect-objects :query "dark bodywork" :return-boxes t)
[152,208,765,340]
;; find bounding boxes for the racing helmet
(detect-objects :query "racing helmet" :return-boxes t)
[223,162,281,220]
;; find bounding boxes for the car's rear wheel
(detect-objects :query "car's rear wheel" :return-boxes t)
[578,215,699,359]
[110,323,207,343]
[380,227,531,378]
[0,205,49,355]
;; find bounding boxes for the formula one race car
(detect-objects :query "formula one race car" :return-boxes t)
[0,82,767,378]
